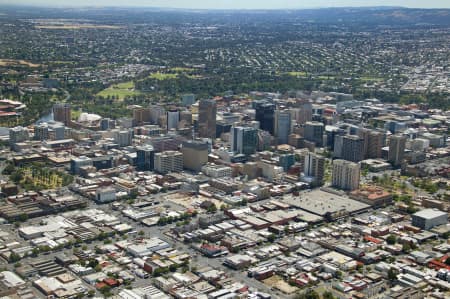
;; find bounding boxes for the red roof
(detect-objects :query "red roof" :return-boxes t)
[103,278,119,287]
[95,282,107,289]
[364,235,382,244]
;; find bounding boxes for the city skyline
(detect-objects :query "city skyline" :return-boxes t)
[3,0,450,9]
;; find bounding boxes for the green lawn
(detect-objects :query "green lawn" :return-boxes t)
[287,71,307,77]
[97,81,141,100]
[171,67,194,73]
[149,72,178,80]
[359,76,383,82]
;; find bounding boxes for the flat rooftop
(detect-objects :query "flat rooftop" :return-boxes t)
[283,189,370,217]
[413,208,448,219]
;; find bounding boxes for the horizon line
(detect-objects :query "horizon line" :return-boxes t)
[1,4,450,11]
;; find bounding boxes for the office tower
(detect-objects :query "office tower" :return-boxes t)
[303,152,325,186]
[333,135,344,158]
[100,118,115,131]
[215,122,231,139]
[70,156,93,175]
[34,123,49,141]
[254,101,275,134]
[367,131,385,159]
[357,128,385,159]
[47,121,65,140]
[113,129,133,147]
[182,94,196,106]
[332,159,360,191]
[340,135,364,162]
[154,151,183,174]
[149,105,165,125]
[136,145,155,171]
[181,140,209,172]
[326,126,345,150]
[148,135,183,152]
[117,117,134,129]
[257,130,272,151]
[221,112,241,125]
[179,111,192,128]
[9,126,29,145]
[274,110,292,145]
[198,99,217,140]
[279,154,296,172]
[52,103,71,126]
[133,107,152,125]
[388,134,407,167]
[304,121,324,147]
[231,126,258,156]
[293,100,313,125]
[166,110,180,130]
[288,134,304,148]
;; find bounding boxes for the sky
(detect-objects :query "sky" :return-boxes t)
[3,1,450,9]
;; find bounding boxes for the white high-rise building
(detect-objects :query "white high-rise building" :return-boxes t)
[154,151,183,174]
[302,152,325,186]
[332,159,360,191]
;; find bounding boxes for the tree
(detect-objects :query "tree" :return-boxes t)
[267,234,276,243]
[386,235,397,245]
[322,291,336,299]
[445,257,450,266]
[388,268,398,281]
[2,163,15,175]
[295,289,320,299]
[169,264,178,272]
[9,252,20,263]
[206,203,217,213]
[402,243,411,253]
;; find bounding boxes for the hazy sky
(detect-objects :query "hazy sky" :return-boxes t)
[3,1,450,9]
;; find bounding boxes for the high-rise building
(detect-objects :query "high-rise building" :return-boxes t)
[274,110,292,145]
[181,140,209,172]
[52,103,71,126]
[148,135,183,152]
[136,145,155,171]
[279,154,296,172]
[70,156,93,175]
[182,94,196,106]
[358,128,385,159]
[179,111,193,128]
[52,123,66,140]
[198,99,217,140]
[332,159,360,191]
[100,118,115,131]
[154,151,183,174]
[341,135,364,162]
[304,121,324,147]
[325,126,346,150]
[113,129,133,147]
[9,126,29,146]
[166,110,180,130]
[388,134,407,167]
[34,123,49,141]
[257,130,272,151]
[302,152,325,186]
[117,117,134,129]
[367,131,385,159]
[292,100,313,125]
[254,101,275,134]
[231,126,258,156]
[149,105,165,125]
[133,107,152,125]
